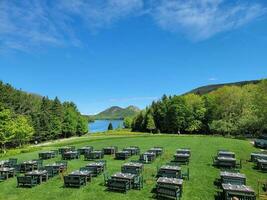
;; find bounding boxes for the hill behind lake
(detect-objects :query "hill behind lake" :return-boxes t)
[91,105,140,120]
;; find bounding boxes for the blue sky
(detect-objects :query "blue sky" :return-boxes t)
[0,0,267,114]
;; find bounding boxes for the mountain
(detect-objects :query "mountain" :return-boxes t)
[92,106,140,120]
[187,80,260,95]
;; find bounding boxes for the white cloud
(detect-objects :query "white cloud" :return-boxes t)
[151,0,267,40]
[109,96,158,102]
[58,0,143,30]
[0,0,266,51]
[0,0,143,51]
[0,1,72,51]
[208,77,218,81]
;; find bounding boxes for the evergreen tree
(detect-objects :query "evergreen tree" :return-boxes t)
[77,116,89,135]
[39,97,52,140]
[62,102,79,138]
[108,122,113,131]
[132,112,145,132]
[145,114,156,133]
[166,96,188,134]
[0,81,90,147]
[50,97,63,139]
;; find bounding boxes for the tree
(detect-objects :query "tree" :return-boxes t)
[0,106,15,153]
[123,117,132,129]
[207,86,244,136]
[12,115,34,147]
[166,96,188,134]
[0,81,89,147]
[39,97,52,140]
[209,120,237,136]
[132,112,145,132]
[145,114,156,133]
[151,95,169,133]
[254,80,267,134]
[108,122,113,131]
[77,116,89,135]
[183,94,206,133]
[62,103,79,138]
[50,97,63,138]
[236,84,259,136]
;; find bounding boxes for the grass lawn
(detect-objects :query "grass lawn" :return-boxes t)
[0,132,266,200]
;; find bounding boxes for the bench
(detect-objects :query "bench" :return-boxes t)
[32,159,43,169]
[221,177,245,186]
[157,186,181,200]
[0,174,5,181]
[17,176,38,188]
[107,179,130,193]
[133,176,143,190]
[82,166,102,177]
[44,166,58,178]
[64,175,86,188]
[5,158,18,167]
[84,151,104,160]
[255,139,267,149]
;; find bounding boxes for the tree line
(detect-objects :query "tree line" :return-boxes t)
[0,81,88,151]
[127,80,267,137]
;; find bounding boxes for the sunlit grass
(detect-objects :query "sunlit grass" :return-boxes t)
[0,132,265,200]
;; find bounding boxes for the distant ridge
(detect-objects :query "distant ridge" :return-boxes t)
[92,105,140,120]
[187,80,261,95]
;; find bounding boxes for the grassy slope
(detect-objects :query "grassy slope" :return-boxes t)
[0,132,266,200]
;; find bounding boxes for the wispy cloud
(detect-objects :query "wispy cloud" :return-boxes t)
[0,0,266,51]
[208,77,218,81]
[58,0,143,30]
[109,96,158,102]
[0,0,143,51]
[0,1,73,51]
[151,0,267,41]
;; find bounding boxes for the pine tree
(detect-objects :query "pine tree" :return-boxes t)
[50,97,63,138]
[62,102,79,138]
[0,81,89,146]
[39,97,52,140]
[108,122,113,131]
[146,114,156,133]
[77,116,89,136]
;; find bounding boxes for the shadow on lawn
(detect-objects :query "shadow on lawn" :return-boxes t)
[213,178,221,188]
[214,190,224,200]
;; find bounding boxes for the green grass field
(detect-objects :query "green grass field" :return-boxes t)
[0,132,266,200]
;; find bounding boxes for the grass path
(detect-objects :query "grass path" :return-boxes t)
[0,133,266,200]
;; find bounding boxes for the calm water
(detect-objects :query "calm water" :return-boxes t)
[89,120,124,133]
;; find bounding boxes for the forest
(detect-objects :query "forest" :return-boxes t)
[128,79,267,137]
[1,79,267,152]
[0,81,88,151]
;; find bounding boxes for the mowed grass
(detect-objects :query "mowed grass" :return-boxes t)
[0,132,266,200]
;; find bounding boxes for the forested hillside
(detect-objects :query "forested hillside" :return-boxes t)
[130,79,267,137]
[0,81,88,151]
[187,80,260,95]
[92,106,140,120]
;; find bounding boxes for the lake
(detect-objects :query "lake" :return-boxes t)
[89,120,124,133]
